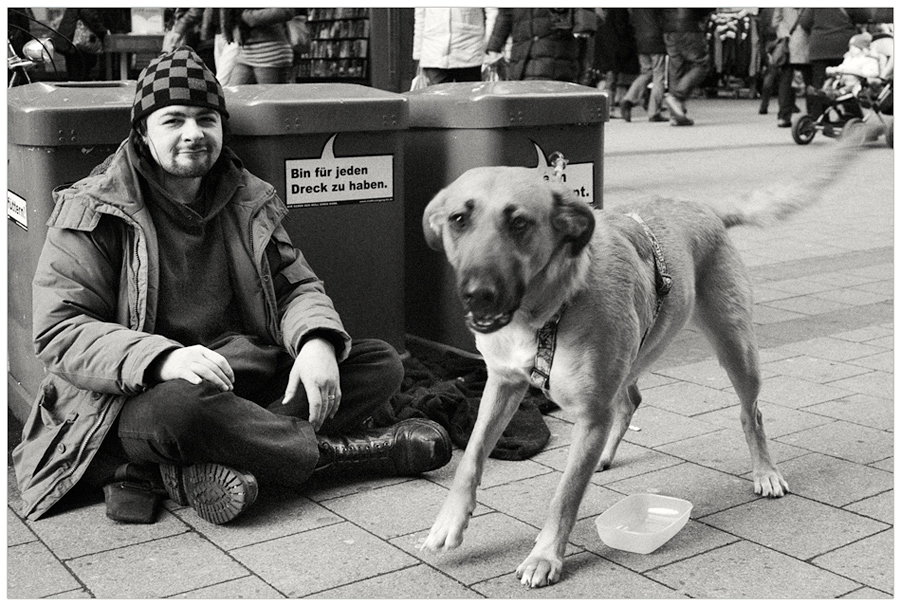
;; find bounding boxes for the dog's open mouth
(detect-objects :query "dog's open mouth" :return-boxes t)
[465,311,514,333]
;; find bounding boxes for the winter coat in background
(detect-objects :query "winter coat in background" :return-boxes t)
[658,8,711,34]
[13,136,350,521]
[487,8,597,82]
[413,7,498,69]
[236,8,295,46]
[799,8,873,62]
[773,8,810,65]
[628,8,666,56]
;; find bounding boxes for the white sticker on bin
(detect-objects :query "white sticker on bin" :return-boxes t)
[285,134,394,207]
[7,191,27,230]
[532,142,594,204]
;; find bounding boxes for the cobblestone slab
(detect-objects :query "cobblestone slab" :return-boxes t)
[701,494,889,561]
[646,541,860,599]
[322,479,449,539]
[232,522,416,598]
[812,529,894,595]
[311,564,483,599]
[804,393,894,431]
[7,506,37,547]
[175,492,342,551]
[25,502,189,560]
[775,453,894,508]
[775,420,893,464]
[473,551,686,599]
[172,576,284,599]
[534,441,682,486]
[7,542,81,598]
[67,533,248,599]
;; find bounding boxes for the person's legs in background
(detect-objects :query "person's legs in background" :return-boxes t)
[620,54,653,122]
[648,53,667,121]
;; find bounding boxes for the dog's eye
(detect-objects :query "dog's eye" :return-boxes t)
[509,216,532,235]
[449,212,468,230]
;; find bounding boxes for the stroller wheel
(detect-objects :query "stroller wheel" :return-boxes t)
[792,114,816,145]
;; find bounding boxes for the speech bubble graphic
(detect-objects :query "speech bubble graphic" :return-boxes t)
[285,134,395,208]
[530,141,595,202]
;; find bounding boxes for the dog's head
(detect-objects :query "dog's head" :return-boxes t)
[423,166,595,334]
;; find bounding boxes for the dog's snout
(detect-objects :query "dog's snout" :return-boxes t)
[461,276,500,313]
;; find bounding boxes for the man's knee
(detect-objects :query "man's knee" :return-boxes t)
[344,339,404,394]
[119,380,225,442]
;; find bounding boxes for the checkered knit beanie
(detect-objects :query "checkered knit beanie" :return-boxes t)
[131,46,228,127]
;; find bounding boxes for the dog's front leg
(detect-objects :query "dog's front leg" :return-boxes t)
[421,371,528,552]
[517,414,611,588]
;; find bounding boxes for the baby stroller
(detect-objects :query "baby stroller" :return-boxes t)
[791,74,893,148]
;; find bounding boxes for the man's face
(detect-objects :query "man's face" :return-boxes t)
[143,105,223,179]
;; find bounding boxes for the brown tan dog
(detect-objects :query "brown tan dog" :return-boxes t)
[416,159,854,587]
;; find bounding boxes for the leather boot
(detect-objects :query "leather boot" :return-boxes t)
[316,418,452,476]
[160,462,258,525]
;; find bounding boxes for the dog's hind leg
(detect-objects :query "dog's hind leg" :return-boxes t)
[694,246,789,497]
[595,384,641,471]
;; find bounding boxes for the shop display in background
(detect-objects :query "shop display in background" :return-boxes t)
[296,8,371,81]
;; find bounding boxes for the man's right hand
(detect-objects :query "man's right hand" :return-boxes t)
[149,345,235,392]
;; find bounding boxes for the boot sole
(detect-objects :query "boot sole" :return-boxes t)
[162,463,258,524]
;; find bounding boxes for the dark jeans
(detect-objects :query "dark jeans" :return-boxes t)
[808,58,844,119]
[92,338,402,489]
[777,63,812,121]
[423,66,482,84]
[663,31,710,102]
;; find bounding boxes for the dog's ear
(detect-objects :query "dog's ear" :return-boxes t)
[551,188,595,256]
[422,188,447,252]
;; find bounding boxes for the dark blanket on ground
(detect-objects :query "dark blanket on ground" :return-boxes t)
[372,342,558,460]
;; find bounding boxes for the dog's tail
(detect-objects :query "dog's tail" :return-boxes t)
[714,141,858,229]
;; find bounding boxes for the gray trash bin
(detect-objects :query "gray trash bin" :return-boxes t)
[403,80,608,353]
[7,81,134,421]
[226,84,408,353]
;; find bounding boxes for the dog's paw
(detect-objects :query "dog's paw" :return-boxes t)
[754,470,789,498]
[419,502,472,553]
[516,553,563,588]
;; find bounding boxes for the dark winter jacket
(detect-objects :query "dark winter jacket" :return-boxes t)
[799,8,873,62]
[628,8,666,56]
[658,8,711,34]
[487,8,597,82]
[13,136,350,520]
[51,8,108,54]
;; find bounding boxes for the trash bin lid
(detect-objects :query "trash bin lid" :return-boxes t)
[406,80,608,129]
[226,83,408,136]
[8,81,135,146]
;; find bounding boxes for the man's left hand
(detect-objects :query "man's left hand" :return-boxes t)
[283,337,341,432]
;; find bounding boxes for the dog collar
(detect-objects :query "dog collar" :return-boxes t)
[529,304,566,394]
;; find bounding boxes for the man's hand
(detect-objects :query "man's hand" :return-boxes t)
[150,345,235,391]
[283,337,340,432]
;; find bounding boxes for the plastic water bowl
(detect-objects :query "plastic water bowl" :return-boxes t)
[595,494,693,554]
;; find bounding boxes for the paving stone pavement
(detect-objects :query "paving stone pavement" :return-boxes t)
[7,97,893,598]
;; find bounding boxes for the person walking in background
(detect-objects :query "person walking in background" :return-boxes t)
[413,7,497,85]
[13,47,452,525]
[772,8,811,128]
[620,8,667,123]
[659,8,712,126]
[486,8,597,84]
[799,7,873,119]
[50,8,108,81]
[229,8,296,84]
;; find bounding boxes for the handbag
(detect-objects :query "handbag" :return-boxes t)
[286,16,311,55]
[767,10,804,68]
[410,65,429,90]
[767,36,790,68]
[72,18,103,55]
